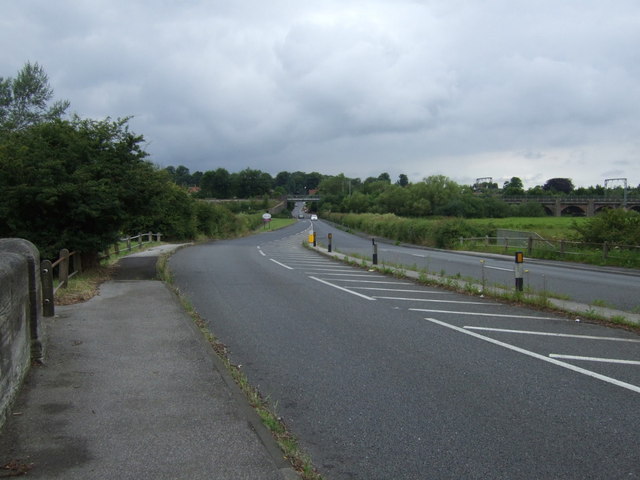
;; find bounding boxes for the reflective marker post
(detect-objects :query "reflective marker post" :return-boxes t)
[372,238,378,265]
[328,233,333,253]
[515,251,524,292]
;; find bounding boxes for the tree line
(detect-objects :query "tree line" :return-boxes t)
[165,164,639,219]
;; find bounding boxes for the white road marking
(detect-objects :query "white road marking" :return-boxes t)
[549,354,640,365]
[410,308,558,320]
[424,317,640,394]
[270,259,293,270]
[303,268,357,272]
[309,276,376,300]
[351,287,452,294]
[258,247,266,256]
[315,273,386,277]
[374,296,499,305]
[486,265,512,272]
[465,326,640,343]
[337,279,413,285]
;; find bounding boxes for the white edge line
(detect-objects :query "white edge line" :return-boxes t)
[309,276,376,301]
[464,326,640,343]
[424,317,640,394]
[270,259,293,270]
[549,354,640,365]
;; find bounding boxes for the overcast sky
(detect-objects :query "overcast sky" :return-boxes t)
[2,1,639,188]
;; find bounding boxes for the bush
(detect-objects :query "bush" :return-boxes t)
[431,218,487,248]
[573,209,640,245]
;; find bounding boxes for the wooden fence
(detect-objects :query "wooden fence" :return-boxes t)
[458,235,640,263]
[41,232,162,316]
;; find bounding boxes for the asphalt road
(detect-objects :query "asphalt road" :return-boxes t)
[309,219,640,312]
[169,220,640,479]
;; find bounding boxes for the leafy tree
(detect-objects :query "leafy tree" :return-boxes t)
[174,165,192,186]
[231,168,272,197]
[342,191,371,213]
[318,173,350,196]
[543,178,574,194]
[436,195,485,218]
[415,175,461,211]
[0,62,69,134]
[375,185,413,216]
[397,173,409,187]
[573,209,640,245]
[502,177,525,196]
[0,116,189,264]
[200,167,231,198]
[377,172,391,183]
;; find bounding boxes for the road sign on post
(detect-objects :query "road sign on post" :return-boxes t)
[262,212,272,229]
[515,251,524,292]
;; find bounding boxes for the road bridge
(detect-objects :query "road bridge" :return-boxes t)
[286,194,321,202]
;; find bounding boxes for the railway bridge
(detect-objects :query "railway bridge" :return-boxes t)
[503,196,640,216]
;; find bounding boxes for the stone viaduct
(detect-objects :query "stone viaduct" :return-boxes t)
[503,196,640,216]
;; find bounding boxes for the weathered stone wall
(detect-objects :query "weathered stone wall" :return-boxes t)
[0,239,42,429]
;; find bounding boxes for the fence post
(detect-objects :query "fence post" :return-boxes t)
[41,259,54,317]
[126,237,131,251]
[560,240,565,255]
[504,237,509,253]
[138,233,142,249]
[59,248,70,288]
[114,241,120,256]
[527,237,533,256]
[603,241,609,259]
[148,231,152,243]
[157,233,162,243]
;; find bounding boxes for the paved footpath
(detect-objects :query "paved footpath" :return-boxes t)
[0,245,298,480]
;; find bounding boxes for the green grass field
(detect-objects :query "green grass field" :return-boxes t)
[466,216,588,240]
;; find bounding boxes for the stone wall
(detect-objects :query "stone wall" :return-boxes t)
[0,239,42,429]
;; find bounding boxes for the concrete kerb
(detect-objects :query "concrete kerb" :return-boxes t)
[307,243,640,326]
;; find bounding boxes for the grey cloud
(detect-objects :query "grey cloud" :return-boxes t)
[2,1,639,187]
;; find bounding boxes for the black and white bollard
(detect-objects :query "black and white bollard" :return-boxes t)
[372,238,378,265]
[514,251,524,292]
